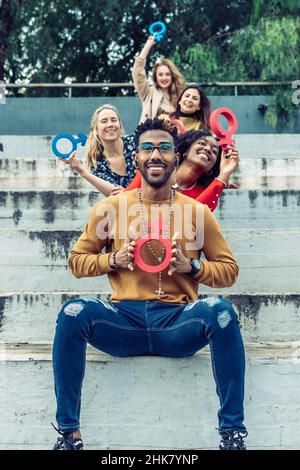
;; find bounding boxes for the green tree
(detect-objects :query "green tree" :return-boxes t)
[0,0,24,81]
[1,0,253,94]
[178,16,300,127]
[1,0,298,127]
[251,0,299,24]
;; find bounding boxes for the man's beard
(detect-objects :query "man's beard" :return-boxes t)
[139,163,175,189]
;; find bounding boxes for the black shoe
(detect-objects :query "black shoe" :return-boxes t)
[219,429,248,450]
[52,423,83,450]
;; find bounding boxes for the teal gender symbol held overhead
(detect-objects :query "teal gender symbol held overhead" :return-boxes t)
[148,21,167,43]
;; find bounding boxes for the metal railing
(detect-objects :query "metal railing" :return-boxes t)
[4,81,294,97]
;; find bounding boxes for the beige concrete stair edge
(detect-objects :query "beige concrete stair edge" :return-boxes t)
[1,341,299,362]
[0,347,299,449]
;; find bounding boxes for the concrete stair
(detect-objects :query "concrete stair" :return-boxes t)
[0,134,300,191]
[1,189,300,230]
[1,341,299,450]
[1,292,300,344]
[0,227,299,292]
[0,134,300,449]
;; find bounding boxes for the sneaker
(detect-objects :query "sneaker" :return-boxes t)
[52,423,83,450]
[219,429,248,450]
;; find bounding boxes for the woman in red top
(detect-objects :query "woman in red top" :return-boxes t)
[125,129,239,212]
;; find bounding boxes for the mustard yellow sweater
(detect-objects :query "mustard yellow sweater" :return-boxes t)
[69,189,239,304]
[159,113,204,131]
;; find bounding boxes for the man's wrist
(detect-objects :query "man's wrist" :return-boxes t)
[109,251,119,270]
[186,259,202,278]
[185,259,193,273]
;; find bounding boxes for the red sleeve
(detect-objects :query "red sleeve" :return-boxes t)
[195,179,224,212]
[125,171,142,191]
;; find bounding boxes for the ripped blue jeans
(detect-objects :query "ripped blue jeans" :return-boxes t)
[52,298,246,434]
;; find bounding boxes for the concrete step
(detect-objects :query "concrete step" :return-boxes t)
[1,292,299,344]
[0,136,86,159]
[0,341,299,450]
[1,134,299,158]
[0,189,99,229]
[1,156,300,190]
[0,157,90,190]
[1,189,300,230]
[0,228,299,292]
[1,133,300,191]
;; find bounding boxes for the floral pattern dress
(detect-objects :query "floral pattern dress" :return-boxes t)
[90,134,137,187]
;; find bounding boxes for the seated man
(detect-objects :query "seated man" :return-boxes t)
[52,118,248,451]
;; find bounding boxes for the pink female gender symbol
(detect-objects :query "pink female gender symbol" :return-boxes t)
[134,218,172,273]
[210,107,238,149]
[170,119,186,134]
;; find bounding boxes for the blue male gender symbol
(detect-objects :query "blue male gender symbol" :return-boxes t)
[52,132,87,159]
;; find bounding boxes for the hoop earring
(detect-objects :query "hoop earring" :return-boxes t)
[206,169,213,176]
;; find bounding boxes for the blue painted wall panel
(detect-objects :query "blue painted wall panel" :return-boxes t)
[1,96,299,135]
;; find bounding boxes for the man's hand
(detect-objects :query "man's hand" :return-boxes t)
[168,232,192,276]
[111,228,136,271]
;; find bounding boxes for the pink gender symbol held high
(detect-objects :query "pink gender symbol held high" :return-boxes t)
[210,107,238,150]
[134,218,172,273]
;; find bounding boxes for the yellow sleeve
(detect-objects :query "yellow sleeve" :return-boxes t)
[158,113,172,122]
[68,202,114,278]
[196,205,239,288]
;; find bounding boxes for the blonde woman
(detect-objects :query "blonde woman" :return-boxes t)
[132,35,185,122]
[60,104,136,196]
